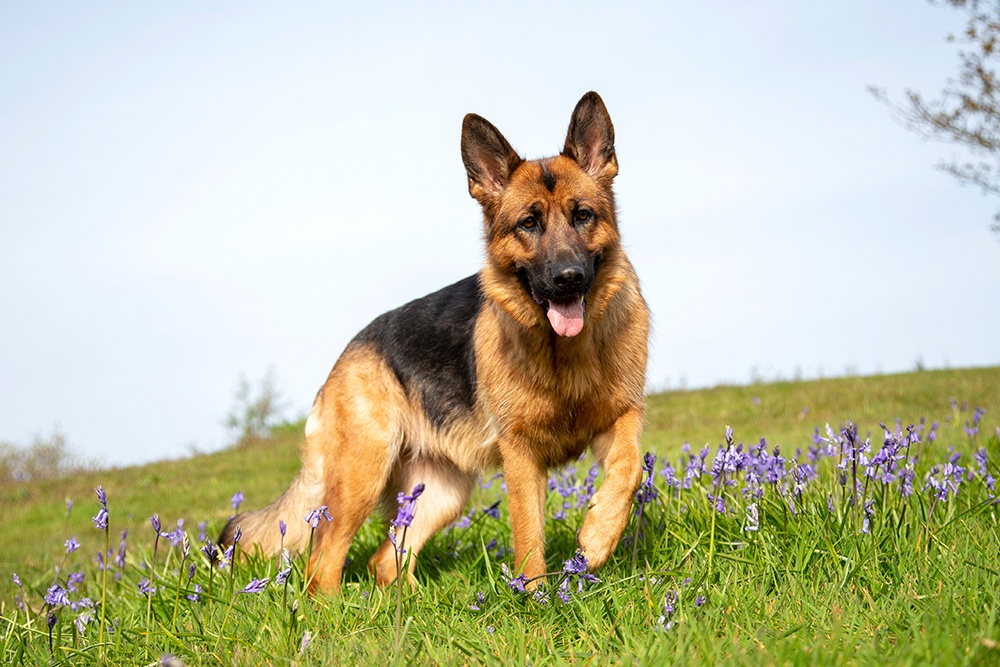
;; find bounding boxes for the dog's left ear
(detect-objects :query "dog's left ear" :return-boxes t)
[563,91,618,181]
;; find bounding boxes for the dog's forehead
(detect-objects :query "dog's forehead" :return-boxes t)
[506,156,596,202]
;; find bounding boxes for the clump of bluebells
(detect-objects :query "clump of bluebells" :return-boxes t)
[646,407,997,547]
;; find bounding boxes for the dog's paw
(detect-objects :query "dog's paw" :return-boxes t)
[576,524,615,571]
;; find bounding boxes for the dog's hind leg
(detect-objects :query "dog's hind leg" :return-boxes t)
[306,346,406,594]
[368,457,476,588]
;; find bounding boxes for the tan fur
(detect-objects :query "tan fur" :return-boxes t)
[223,92,649,594]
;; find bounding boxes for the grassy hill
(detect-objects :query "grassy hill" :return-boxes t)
[4,366,996,582]
[2,366,998,664]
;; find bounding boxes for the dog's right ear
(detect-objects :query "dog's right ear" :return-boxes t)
[461,114,522,207]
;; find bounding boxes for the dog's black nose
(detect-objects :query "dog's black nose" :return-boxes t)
[553,264,585,290]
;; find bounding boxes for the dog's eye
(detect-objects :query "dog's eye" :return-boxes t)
[574,209,594,225]
[519,216,538,231]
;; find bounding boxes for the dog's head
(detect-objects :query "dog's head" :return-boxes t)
[462,92,620,337]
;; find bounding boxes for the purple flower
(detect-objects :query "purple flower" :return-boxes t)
[707,492,727,514]
[188,563,197,581]
[470,591,485,611]
[483,499,501,520]
[187,583,202,603]
[138,578,156,596]
[860,499,875,534]
[44,584,70,607]
[115,529,128,568]
[642,451,657,474]
[67,571,85,593]
[74,611,91,635]
[279,519,287,537]
[92,508,108,531]
[95,486,107,509]
[975,448,989,477]
[198,521,208,543]
[47,610,57,630]
[150,514,161,534]
[201,542,218,563]
[635,452,659,514]
[12,573,22,588]
[655,591,678,632]
[557,579,572,604]
[563,551,589,575]
[299,630,313,654]
[508,574,527,593]
[166,519,185,548]
[391,484,426,530]
[695,594,706,607]
[305,506,333,529]
[231,491,245,511]
[965,407,985,437]
[65,537,80,554]
[239,577,269,594]
[560,552,599,599]
[276,567,292,585]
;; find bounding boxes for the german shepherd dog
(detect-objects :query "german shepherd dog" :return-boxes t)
[221,92,649,593]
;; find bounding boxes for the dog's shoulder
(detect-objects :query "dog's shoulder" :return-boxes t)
[352,274,483,427]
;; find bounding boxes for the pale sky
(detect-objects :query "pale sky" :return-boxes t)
[2,1,998,466]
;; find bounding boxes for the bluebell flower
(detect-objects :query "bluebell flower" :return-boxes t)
[231,491,245,511]
[114,529,128,568]
[67,571,85,593]
[391,483,425,530]
[508,574,527,593]
[44,583,70,607]
[305,506,333,529]
[655,591,678,632]
[65,537,80,554]
[201,542,218,562]
[299,630,313,654]
[483,499,501,520]
[239,577,269,594]
[138,578,156,596]
[860,499,875,534]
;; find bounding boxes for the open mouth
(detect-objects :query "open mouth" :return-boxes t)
[518,269,588,337]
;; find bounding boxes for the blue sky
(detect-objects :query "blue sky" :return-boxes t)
[2,1,998,466]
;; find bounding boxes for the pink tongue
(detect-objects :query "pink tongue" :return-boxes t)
[547,298,585,337]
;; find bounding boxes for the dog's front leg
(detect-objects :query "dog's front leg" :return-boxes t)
[578,407,644,570]
[500,439,548,587]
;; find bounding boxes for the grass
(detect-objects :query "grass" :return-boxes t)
[1,366,999,665]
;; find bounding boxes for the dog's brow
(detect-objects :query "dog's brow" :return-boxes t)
[540,162,557,192]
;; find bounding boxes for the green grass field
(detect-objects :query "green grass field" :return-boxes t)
[2,367,998,665]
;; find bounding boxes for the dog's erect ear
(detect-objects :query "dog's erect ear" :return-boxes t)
[563,91,618,181]
[462,114,522,206]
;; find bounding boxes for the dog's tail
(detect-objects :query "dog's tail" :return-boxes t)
[218,449,326,556]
